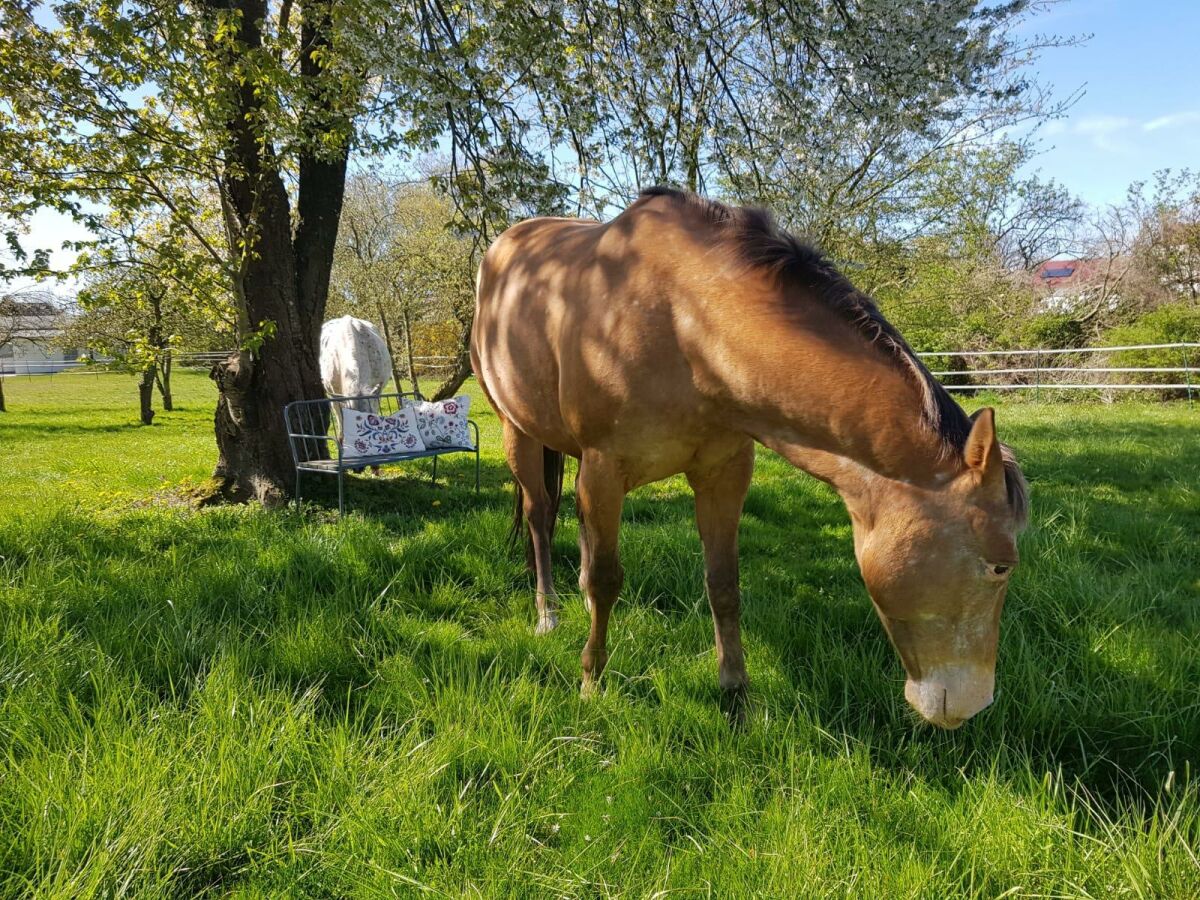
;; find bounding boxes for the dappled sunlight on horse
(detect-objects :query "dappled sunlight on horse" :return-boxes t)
[472,187,1028,728]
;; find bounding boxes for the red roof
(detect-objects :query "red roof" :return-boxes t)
[1034,259,1105,289]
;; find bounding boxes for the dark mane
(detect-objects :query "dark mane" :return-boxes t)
[639,186,1028,526]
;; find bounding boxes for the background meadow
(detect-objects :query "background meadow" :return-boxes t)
[1,371,1197,897]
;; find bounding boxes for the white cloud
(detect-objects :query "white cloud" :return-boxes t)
[1068,115,1135,152]
[1073,115,1134,135]
[1043,111,1200,154]
[1143,111,1200,132]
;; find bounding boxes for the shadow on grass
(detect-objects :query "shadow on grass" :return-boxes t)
[12,425,1198,837]
[268,445,1200,821]
[0,421,147,436]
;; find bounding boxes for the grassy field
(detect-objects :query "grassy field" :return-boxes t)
[1,370,1198,897]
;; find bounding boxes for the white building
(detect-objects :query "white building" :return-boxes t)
[0,297,79,375]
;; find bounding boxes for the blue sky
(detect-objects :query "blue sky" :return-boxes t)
[1017,0,1200,204]
[9,0,1200,291]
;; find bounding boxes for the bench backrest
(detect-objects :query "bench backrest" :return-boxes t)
[283,391,425,465]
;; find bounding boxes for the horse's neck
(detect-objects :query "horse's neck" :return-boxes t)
[715,304,958,501]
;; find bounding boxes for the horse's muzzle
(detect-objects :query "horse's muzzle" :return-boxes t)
[904,664,995,729]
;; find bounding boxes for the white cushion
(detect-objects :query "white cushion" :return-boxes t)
[409,395,474,449]
[341,407,426,459]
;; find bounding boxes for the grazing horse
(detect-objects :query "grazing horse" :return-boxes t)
[471,187,1028,729]
[320,315,393,475]
[319,315,392,413]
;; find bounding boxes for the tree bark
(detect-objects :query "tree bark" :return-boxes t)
[208,185,326,505]
[155,347,173,410]
[149,293,173,411]
[401,306,420,396]
[375,302,405,393]
[430,316,474,401]
[0,372,6,413]
[203,0,348,506]
[138,365,156,425]
[430,351,472,401]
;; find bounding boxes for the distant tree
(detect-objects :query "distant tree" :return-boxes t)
[61,258,234,424]
[59,209,237,420]
[857,142,1079,351]
[1054,171,1200,339]
[1129,170,1200,306]
[1074,202,1140,332]
[330,174,475,398]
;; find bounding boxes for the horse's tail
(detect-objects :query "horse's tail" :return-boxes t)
[508,446,566,570]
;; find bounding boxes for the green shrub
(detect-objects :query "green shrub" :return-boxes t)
[1097,305,1200,391]
[1020,312,1086,350]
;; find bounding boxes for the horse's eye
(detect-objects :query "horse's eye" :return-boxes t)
[991,565,1011,576]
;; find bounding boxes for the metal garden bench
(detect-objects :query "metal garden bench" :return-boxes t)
[284,391,480,515]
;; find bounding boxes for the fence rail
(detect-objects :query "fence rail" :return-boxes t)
[914,342,1197,398]
[0,351,226,376]
[0,352,462,378]
[3,345,1196,400]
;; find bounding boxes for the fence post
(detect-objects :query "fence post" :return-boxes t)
[1035,350,1042,402]
[1185,345,1193,409]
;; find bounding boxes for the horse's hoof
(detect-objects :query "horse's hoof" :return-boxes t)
[720,686,750,728]
[535,612,559,635]
[580,678,600,699]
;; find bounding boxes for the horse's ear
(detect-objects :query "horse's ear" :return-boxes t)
[964,407,1003,478]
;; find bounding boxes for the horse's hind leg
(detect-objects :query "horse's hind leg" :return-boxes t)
[687,442,754,698]
[576,451,625,695]
[503,420,559,634]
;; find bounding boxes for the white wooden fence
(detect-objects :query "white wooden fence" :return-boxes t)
[0,352,460,378]
[916,343,1198,400]
[4,345,1196,402]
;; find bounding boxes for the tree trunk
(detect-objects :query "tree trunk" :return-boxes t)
[401,306,420,396]
[208,184,327,506]
[375,302,405,393]
[155,348,173,410]
[0,370,6,412]
[430,317,474,402]
[138,365,156,425]
[203,0,348,506]
[430,317,474,401]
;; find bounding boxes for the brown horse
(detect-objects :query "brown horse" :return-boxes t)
[471,187,1028,729]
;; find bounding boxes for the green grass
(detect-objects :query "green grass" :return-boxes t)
[1,371,1198,897]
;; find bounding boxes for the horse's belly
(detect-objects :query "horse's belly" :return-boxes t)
[472,300,580,454]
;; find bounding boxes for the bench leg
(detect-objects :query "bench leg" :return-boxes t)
[338,469,345,517]
[431,455,438,486]
[295,470,302,506]
[475,447,480,493]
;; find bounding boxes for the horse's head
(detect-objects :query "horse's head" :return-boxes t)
[341,394,382,415]
[849,408,1028,728]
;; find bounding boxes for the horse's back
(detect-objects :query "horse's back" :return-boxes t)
[472,201,727,464]
[320,315,391,397]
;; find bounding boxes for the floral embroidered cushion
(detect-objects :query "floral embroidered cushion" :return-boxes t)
[341,407,426,459]
[409,395,474,449]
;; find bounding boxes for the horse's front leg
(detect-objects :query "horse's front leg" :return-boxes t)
[576,451,626,695]
[503,420,560,634]
[687,442,754,698]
